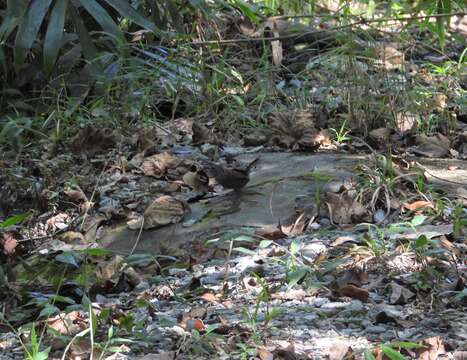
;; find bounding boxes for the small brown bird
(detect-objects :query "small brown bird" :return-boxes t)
[183,165,210,193]
[203,158,258,191]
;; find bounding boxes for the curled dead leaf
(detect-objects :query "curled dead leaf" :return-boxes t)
[403,200,434,212]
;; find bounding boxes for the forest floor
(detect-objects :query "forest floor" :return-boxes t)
[0,16,467,360]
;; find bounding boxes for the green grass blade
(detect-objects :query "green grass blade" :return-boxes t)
[44,0,68,75]
[78,0,125,43]
[13,0,53,70]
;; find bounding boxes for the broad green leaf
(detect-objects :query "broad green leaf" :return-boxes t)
[380,345,408,360]
[230,0,259,24]
[0,0,30,41]
[69,4,98,65]
[0,211,31,229]
[102,0,162,36]
[44,0,68,75]
[14,0,53,70]
[79,0,125,43]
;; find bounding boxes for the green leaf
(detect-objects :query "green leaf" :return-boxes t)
[380,345,408,360]
[233,247,256,255]
[78,0,125,43]
[0,0,30,41]
[38,304,60,318]
[69,4,98,65]
[414,235,428,249]
[44,0,67,75]
[287,266,309,288]
[290,239,301,255]
[258,240,273,248]
[33,348,51,360]
[14,0,53,70]
[0,211,32,229]
[102,0,161,35]
[390,341,425,350]
[55,253,79,268]
[233,235,256,243]
[410,215,426,227]
[230,0,259,24]
[363,349,377,360]
[79,248,110,256]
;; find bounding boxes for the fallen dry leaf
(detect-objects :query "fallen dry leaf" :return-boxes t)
[64,187,88,202]
[46,213,70,231]
[403,200,434,212]
[273,342,298,360]
[47,311,86,335]
[142,152,179,178]
[336,268,369,288]
[324,341,354,360]
[417,337,446,360]
[255,226,286,240]
[336,284,369,302]
[375,42,405,70]
[258,347,274,360]
[322,193,367,225]
[200,292,219,303]
[59,231,85,244]
[95,255,125,282]
[2,232,18,255]
[389,282,415,305]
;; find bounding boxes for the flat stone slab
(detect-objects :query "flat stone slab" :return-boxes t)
[100,152,363,254]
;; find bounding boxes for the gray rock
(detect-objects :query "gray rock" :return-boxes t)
[301,242,327,258]
[373,208,386,224]
[321,302,349,315]
[345,300,364,312]
[366,325,387,334]
[309,297,329,307]
[134,281,150,292]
